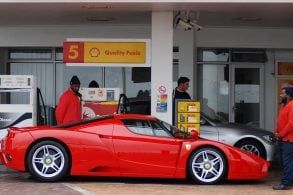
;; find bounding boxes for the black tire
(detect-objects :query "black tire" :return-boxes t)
[188,147,227,185]
[236,140,266,160]
[26,140,69,182]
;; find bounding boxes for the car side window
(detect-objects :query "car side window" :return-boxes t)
[150,121,171,137]
[122,119,154,136]
[121,119,172,137]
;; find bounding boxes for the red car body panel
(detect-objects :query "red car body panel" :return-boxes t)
[0,114,269,181]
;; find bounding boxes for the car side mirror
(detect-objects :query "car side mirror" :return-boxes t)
[189,130,199,139]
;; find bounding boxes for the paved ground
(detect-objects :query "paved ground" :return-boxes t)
[0,164,291,195]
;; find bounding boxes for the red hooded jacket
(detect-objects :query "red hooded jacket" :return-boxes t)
[56,88,82,125]
[275,100,293,142]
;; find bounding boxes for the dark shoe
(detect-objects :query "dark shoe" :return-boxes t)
[272,184,291,190]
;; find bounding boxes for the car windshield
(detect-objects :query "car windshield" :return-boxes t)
[157,119,194,139]
[201,112,226,123]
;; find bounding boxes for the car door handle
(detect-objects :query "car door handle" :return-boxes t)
[99,134,112,139]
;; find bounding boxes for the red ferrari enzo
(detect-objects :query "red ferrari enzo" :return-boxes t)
[0,114,269,184]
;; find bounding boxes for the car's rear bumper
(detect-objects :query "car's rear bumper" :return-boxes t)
[0,141,8,165]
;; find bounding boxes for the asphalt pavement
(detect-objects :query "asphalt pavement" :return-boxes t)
[0,162,291,195]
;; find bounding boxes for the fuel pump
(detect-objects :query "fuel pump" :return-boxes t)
[0,75,37,139]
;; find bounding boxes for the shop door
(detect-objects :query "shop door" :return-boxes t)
[230,64,264,128]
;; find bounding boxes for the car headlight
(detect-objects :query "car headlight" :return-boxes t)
[263,134,277,143]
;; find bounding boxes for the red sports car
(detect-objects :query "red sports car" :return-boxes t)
[0,114,269,184]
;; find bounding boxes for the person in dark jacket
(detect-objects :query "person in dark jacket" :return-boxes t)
[55,75,82,125]
[172,76,191,125]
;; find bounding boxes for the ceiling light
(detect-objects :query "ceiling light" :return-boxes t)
[233,17,262,22]
[82,5,113,10]
[86,17,114,22]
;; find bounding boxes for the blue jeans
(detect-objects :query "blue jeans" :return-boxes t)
[277,140,293,186]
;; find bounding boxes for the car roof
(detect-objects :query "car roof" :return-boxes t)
[114,114,156,120]
[53,114,157,129]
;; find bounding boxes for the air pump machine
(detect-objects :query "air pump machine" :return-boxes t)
[0,75,37,140]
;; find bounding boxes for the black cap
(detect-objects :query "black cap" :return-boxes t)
[88,80,99,88]
[70,75,80,85]
[284,87,293,98]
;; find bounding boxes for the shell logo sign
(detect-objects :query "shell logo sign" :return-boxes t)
[63,39,150,67]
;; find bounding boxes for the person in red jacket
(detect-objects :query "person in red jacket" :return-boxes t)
[273,87,293,190]
[56,75,82,125]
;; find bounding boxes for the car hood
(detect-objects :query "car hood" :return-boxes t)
[214,122,274,136]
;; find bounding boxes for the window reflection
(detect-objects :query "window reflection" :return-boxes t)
[9,49,52,60]
[198,64,229,122]
[125,67,151,98]
[197,49,229,62]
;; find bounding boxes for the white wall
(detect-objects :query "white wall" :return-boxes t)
[196,27,293,48]
[0,25,151,47]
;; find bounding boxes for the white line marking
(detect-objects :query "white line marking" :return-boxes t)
[63,183,95,195]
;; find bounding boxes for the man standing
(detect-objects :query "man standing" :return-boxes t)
[273,87,293,190]
[56,75,82,125]
[172,76,191,125]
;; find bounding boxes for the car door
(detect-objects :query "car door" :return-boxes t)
[112,119,182,177]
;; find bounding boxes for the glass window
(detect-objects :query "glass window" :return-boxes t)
[121,119,172,137]
[55,48,63,61]
[9,49,52,60]
[122,119,154,136]
[150,121,171,137]
[55,63,103,101]
[125,67,151,98]
[9,62,54,106]
[197,64,229,122]
[105,67,123,89]
[197,49,229,62]
[231,49,267,62]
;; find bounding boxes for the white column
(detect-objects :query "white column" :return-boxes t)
[151,12,173,123]
[174,28,195,99]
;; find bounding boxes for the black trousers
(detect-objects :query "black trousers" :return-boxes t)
[277,140,293,186]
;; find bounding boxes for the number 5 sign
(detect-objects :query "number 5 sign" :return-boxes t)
[63,42,84,63]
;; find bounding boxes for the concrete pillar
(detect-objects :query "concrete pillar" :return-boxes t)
[0,49,8,103]
[174,28,195,99]
[151,12,173,123]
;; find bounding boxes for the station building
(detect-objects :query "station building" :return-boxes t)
[0,0,293,132]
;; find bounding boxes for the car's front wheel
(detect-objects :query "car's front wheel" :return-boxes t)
[236,140,266,159]
[188,147,227,184]
[26,140,69,182]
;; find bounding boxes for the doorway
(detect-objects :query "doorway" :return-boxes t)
[230,64,264,128]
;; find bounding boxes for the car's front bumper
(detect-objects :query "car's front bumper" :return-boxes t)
[264,141,277,162]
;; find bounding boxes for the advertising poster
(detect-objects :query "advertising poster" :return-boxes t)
[278,62,293,75]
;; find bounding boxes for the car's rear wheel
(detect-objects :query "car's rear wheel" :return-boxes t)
[188,147,227,184]
[26,140,69,182]
[236,140,266,159]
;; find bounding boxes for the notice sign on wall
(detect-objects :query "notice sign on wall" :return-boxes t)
[156,85,168,113]
[63,39,150,67]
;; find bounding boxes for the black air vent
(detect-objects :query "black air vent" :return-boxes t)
[231,49,267,62]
